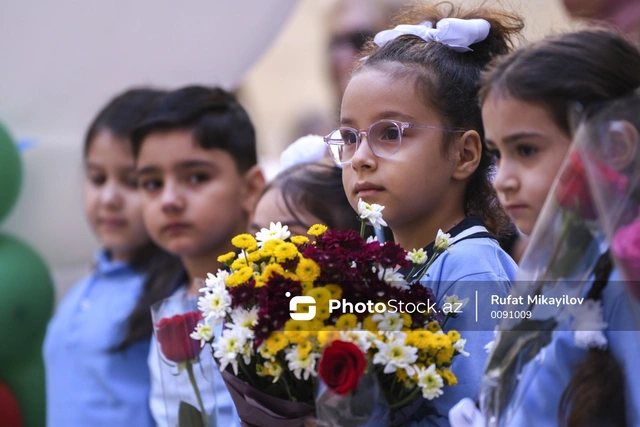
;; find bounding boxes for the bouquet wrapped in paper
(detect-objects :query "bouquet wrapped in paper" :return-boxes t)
[479,95,640,426]
[191,200,470,426]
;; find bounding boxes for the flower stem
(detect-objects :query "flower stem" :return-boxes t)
[390,386,421,410]
[413,251,443,282]
[186,362,208,426]
[360,220,366,239]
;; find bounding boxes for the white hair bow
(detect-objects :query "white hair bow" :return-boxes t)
[373,18,490,52]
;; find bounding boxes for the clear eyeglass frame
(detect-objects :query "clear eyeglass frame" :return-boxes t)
[323,119,465,165]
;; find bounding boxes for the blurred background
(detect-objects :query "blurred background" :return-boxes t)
[0,0,575,304]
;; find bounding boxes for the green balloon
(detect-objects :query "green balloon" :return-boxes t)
[0,233,54,427]
[0,123,22,223]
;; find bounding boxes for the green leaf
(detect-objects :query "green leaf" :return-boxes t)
[178,401,206,427]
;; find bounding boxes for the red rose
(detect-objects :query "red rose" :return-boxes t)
[556,151,627,219]
[318,340,366,396]
[154,311,203,363]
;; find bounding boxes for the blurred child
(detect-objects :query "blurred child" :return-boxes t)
[450,29,640,427]
[328,2,523,423]
[44,88,182,427]
[252,161,361,236]
[131,85,264,427]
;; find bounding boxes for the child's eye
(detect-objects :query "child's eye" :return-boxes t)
[140,178,162,192]
[88,174,106,186]
[188,173,210,184]
[517,145,538,157]
[486,149,501,161]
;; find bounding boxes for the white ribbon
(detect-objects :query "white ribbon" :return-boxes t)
[373,18,490,52]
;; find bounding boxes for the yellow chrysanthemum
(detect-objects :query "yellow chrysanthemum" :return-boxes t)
[274,242,299,263]
[256,364,266,377]
[231,234,258,251]
[400,312,412,329]
[427,321,441,333]
[309,319,325,332]
[247,251,262,263]
[307,224,328,236]
[441,369,458,386]
[318,327,339,347]
[281,272,299,282]
[324,284,343,300]
[407,330,433,350]
[265,332,289,354]
[231,258,250,271]
[297,340,313,357]
[254,275,267,288]
[261,239,285,257]
[290,235,309,245]
[336,313,358,330]
[284,319,310,344]
[260,264,285,281]
[301,281,313,292]
[447,330,460,343]
[226,266,254,287]
[304,287,332,304]
[436,346,455,365]
[217,251,236,264]
[313,301,332,321]
[296,257,321,282]
[363,315,378,332]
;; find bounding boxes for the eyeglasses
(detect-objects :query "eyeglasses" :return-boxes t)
[324,119,465,165]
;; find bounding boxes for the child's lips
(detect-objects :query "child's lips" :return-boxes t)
[161,222,191,235]
[354,182,384,197]
[98,218,127,228]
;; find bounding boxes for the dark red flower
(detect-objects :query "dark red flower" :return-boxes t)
[154,311,202,363]
[319,340,367,396]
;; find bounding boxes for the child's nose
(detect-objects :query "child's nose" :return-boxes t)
[160,181,185,212]
[100,181,123,207]
[493,162,519,194]
[349,133,377,171]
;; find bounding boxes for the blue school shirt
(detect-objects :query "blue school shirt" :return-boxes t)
[499,268,640,427]
[43,250,153,427]
[369,217,517,426]
[148,287,240,427]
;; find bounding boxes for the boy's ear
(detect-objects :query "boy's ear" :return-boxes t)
[241,165,266,218]
[452,130,482,180]
[607,120,638,171]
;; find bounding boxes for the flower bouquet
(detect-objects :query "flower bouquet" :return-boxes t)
[479,97,640,426]
[151,290,218,427]
[191,200,470,426]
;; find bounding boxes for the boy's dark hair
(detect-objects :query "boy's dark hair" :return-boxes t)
[356,1,524,238]
[84,88,184,352]
[480,29,640,136]
[131,85,257,172]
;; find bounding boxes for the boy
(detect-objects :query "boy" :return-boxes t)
[132,86,264,427]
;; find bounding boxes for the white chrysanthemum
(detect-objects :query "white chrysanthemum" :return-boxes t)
[212,328,247,375]
[366,235,379,244]
[264,361,283,383]
[203,269,230,291]
[406,248,428,265]
[284,347,320,381]
[434,229,452,253]
[372,311,406,332]
[373,338,417,376]
[443,294,469,313]
[198,288,232,325]
[339,329,376,352]
[227,307,259,331]
[357,199,388,230]
[255,222,290,247]
[190,322,215,347]
[453,338,470,357]
[416,364,444,400]
[376,265,409,290]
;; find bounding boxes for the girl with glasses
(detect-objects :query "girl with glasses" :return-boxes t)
[332,2,523,424]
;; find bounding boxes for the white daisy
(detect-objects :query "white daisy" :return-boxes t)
[453,338,470,357]
[406,248,428,265]
[255,222,290,247]
[197,288,232,325]
[227,307,259,331]
[416,364,444,400]
[202,269,230,291]
[434,229,452,253]
[372,337,418,376]
[372,311,406,332]
[190,321,215,347]
[376,265,409,290]
[212,328,247,375]
[443,294,469,315]
[357,199,388,230]
[284,347,319,381]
